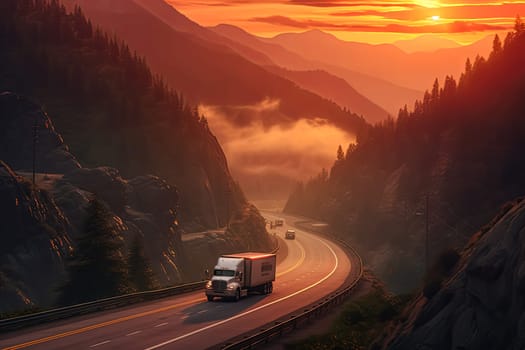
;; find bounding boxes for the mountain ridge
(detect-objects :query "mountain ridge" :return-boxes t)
[265,28,493,92]
[210,22,423,115]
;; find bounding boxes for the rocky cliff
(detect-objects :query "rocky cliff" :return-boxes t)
[0,93,271,313]
[0,160,72,312]
[0,92,80,174]
[0,1,244,231]
[375,197,525,350]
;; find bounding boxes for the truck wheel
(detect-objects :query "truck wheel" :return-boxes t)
[234,289,240,302]
[207,295,213,302]
[268,282,273,294]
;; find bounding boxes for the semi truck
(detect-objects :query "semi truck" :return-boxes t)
[205,252,276,302]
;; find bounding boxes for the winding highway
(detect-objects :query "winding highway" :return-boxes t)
[1,214,357,350]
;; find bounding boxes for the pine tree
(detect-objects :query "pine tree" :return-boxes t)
[492,34,502,54]
[514,15,525,34]
[336,145,345,161]
[128,234,157,292]
[58,198,129,305]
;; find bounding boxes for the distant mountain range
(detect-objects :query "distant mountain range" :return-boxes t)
[210,24,492,115]
[393,34,463,53]
[61,0,497,200]
[210,23,393,121]
[65,0,366,133]
[67,0,495,120]
[64,0,371,199]
[265,29,493,93]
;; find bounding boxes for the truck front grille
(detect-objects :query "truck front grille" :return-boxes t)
[212,280,227,291]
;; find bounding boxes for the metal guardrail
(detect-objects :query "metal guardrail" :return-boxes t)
[219,220,364,350]
[0,281,206,333]
[0,232,280,334]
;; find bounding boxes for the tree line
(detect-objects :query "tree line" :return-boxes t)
[59,198,157,306]
[0,0,238,225]
[285,17,525,290]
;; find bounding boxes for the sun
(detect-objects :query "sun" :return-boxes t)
[431,15,440,21]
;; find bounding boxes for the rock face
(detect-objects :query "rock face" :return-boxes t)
[0,92,80,174]
[54,167,184,285]
[0,94,184,311]
[377,198,525,350]
[0,161,72,312]
[0,94,271,313]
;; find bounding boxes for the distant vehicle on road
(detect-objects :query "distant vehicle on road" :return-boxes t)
[205,252,276,301]
[285,229,296,240]
[274,218,284,227]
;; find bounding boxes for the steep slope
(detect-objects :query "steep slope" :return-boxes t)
[0,159,72,313]
[211,23,421,116]
[65,0,366,134]
[0,92,80,174]
[285,25,525,292]
[0,0,240,229]
[61,0,367,199]
[266,66,390,123]
[376,198,525,350]
[267,29,492,92]
[0,92,272,313]
[131,0,274,66]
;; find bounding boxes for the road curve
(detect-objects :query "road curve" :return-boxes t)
[1,214,354,350]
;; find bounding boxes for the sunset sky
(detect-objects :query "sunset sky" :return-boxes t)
[168,0,523,44]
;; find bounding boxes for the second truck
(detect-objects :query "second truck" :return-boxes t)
[205,252,276,301]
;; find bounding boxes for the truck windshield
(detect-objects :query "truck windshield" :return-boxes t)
[214,269,235,277]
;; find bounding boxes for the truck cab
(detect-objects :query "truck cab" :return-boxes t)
[205,253,276,302]
[206,257,244,301]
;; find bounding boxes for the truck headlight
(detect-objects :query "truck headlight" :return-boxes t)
[206,281,212,288]
[227,283,235,290]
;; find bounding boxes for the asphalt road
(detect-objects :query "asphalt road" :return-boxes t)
[1,214,354,350]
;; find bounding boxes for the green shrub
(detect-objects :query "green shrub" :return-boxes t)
[287,289,411,350]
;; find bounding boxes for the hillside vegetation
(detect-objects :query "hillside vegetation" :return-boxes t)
[285,19,525,291]
[0,0,239,228]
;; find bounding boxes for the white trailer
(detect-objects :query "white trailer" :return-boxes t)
[205,252,276,301]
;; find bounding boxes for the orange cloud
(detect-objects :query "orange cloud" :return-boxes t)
[250,15,507,32]
[168,0,522,43]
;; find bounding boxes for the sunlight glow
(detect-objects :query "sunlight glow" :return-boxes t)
[169,0,517,45]
[415,0,441,8]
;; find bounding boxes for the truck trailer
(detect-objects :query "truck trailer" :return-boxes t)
[205,252,276,301]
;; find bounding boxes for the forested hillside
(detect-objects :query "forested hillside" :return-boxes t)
[0,0,274,312]
[285,20,525,291]
[65,0,368,135]
[0,0,239,229]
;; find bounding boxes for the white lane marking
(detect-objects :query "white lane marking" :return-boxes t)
[154,323,168,328]
[197,310,207,314]
[126,331,142,336]
[180,315,189,320]
[90,340,111,347]
[144,238,339,350]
